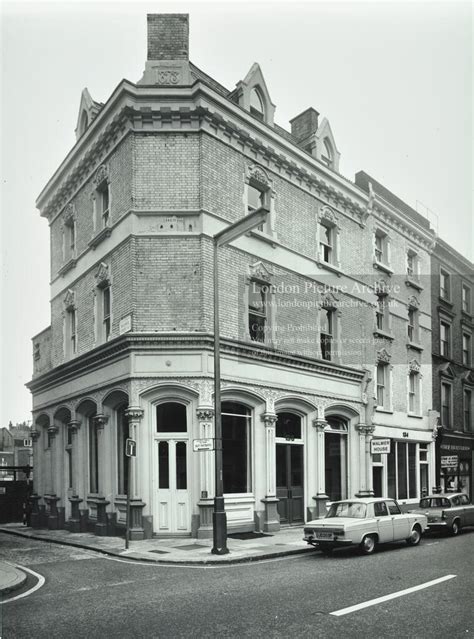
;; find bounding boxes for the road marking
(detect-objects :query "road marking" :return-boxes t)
[330,574,457,616]
[1,565,45,604]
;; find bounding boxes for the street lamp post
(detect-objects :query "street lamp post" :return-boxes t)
[211,206,269,555]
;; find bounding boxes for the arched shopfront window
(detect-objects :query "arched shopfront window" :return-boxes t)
[276,412,302,440]
[222,402,251,493]
[116,404,129,495]
[325,417,348,501]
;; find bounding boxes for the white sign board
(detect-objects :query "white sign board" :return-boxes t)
[119,314,132,335]
[371,438,391,455]
[193,438,214,452]
[441,455,458,468]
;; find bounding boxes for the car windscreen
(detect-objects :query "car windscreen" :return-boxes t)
[326,502,367,519]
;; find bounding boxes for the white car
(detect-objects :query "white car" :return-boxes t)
[303,498,428,555]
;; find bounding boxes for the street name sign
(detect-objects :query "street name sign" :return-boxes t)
[125,438,136,457]
[193,438,214,452]
[371,439,391,455]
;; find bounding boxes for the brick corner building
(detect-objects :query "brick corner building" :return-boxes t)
[29,14,464,539]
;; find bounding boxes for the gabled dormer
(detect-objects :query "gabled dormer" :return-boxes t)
[75,88,102,140]
[231,63,276,126]
[290,109,341,172]
[314,117,341,172]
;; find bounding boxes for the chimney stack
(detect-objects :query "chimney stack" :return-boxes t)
[290,108,319,147]
[138,14,191,86]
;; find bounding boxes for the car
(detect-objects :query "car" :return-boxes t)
[303,498,428,555]
[408,492,474,535]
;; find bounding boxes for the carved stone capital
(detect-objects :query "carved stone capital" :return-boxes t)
[196,407,214,421]
[356,423,375,436]
[47,425,59,438]
[312,418,328,431]
[30,428,41,442]
[261,412,278,427]
[68,420,81,433]
[93,414,109,429]
[124,407,144,423]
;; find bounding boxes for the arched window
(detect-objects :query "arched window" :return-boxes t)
[222,402,251,493]
[116,405,129,494]
[276,412,301,440]
[325,417,348,501]
[322,138,334,168]
[156,402,187,433]
[250,87,265,121]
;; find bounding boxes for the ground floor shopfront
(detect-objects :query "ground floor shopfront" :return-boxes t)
[436,432,474,499]
[28,339,436,537]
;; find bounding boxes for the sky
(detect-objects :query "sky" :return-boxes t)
[0,0,472,425]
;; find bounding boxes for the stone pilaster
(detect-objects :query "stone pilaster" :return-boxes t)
[196,407,215,539]
[312,418,329,518]
[260,413,280,532]
[124,407,145,539]
[355,423,375,497]
[93,414,108,497]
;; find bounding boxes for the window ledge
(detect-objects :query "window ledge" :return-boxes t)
[248,229,278,247]
[407,413,423,419]
[373,260,394,276]
[461,310,473,322]
[316,259,343,277]
[58,258,77,277]
[375,408,394,414]
[373,329,395,341]
[407,341,424,352]
[438,295,453,307]
[89,227,112,249]
[405,277,424,292]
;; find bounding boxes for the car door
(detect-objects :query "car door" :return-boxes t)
[386,500,410,540]
[459,494,474,526]
[374,501,393,542]
[450,495,464,526]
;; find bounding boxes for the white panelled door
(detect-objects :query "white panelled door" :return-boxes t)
[155,438,190,533]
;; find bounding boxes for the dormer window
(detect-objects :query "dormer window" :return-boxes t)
[250,87,265,121]
[321,138,334,168]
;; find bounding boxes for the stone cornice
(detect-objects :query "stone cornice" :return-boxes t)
[27,332,365,395]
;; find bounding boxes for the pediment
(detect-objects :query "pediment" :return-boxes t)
[63,289,75,310]
[409,358,421,373]
[439,362,455,379]
[321,291,339,308]
[319,205,338,226]
[234,63,275,126]
[408,295,420,309]
[376,348,391,364]
[462,370,474,385]
[95,262,110,288]
[247,164,271,188]
[249,261,272,283]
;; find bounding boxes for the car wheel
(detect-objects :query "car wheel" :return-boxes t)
[406,525,421,546]
[360,534,376,555]
[450,520,461,536]
[319,545,333,556]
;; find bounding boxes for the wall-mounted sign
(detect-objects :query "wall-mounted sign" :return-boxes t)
[371,439,391,455]
[193,438,214,452]
[119,314,132,335]
[125,438,136,457]
[441,455,458,468]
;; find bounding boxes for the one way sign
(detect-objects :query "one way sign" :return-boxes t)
[125,438,136,457]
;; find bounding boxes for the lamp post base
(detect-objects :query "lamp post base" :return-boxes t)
[211,496,229,555]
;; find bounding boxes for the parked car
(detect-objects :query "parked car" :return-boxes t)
[409,493,474,535]
[303,498,428,555]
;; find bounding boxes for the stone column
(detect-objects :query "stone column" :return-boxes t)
[260,413,280,532]
[196,407,215,538]
[47,425,59,497]
[355,424,375,497]
[29,428,42,528]
[312,418,328,518]
[124,407,146,540]
[67,420,82,532]
[94,414,108,496]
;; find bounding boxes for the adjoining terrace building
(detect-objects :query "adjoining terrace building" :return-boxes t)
[28,13,437,538]
[431,239,474,497]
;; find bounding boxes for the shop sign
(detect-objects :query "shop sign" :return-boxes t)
[371,439,391,455]
[441,455,458,468]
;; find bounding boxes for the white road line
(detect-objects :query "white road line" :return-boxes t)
[330,574,457,617]
[1,565,45,604]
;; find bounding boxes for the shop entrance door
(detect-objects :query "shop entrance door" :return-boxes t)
[373,466,383,497]
[276,444,304,525]
[155,439,190,533]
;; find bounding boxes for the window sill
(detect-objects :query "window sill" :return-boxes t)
[407,341,423,352]
[375,407,393,414]
[407,413,423,419]
[316,259,343,277]
[405,277,423,292]
[58,258,77,277]
[248,229,278,247]
[89,226,112,249]
[438,295,453,307]
[373,260,394,276]
[373,329,395,341]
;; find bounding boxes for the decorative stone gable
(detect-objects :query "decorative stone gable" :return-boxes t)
[249,261,272,283]
[94,262,110,289]
[63,289,75,310]
[376,348,391,364]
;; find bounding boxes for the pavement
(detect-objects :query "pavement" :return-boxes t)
[0,522,312,567]
[0,558,28,595]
